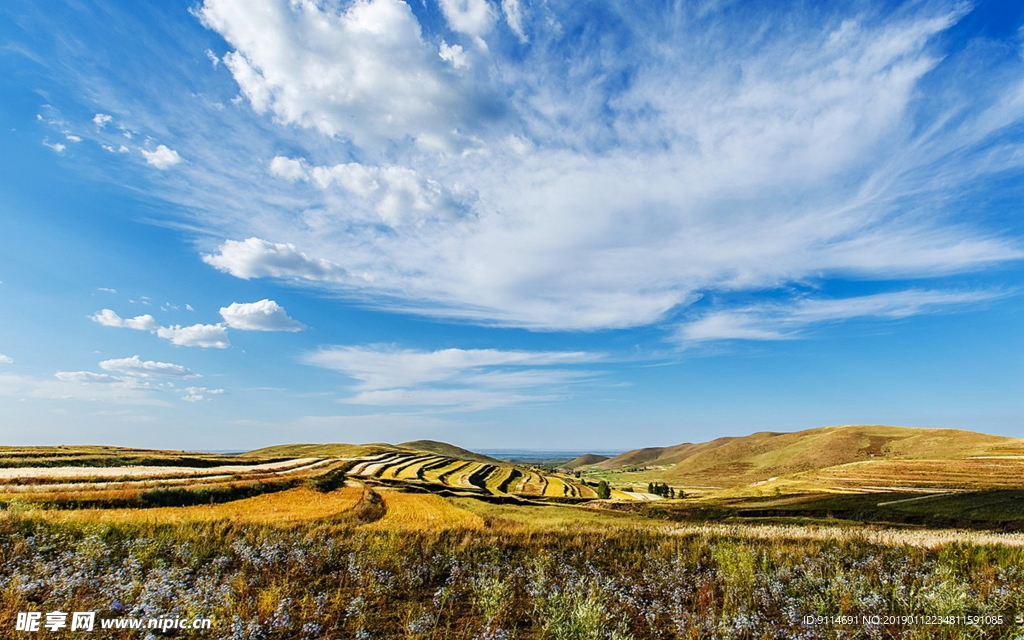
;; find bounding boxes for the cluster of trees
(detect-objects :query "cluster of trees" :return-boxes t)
[596,480,611,499]
[648,482,677,498]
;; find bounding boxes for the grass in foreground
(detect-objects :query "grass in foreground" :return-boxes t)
[2,509,1024,639]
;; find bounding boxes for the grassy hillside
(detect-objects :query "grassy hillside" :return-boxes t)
[595,424,1024,488]
[398,440,500,463]
[245,443,401,458]
[0,445,271,468]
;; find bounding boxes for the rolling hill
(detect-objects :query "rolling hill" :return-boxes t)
[585,424,1024,488]
[562,454,609,469]
[398,440,500,463]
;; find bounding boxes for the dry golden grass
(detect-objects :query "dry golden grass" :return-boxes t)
[35,485,365,524]
[515,470,547,496]
[394,456,444,480]
[483,466,516,494]
[543,476,570,497]
[365,490,484,530]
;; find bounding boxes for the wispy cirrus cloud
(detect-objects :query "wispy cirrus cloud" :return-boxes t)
[98,355,198,378]
[21,1,1024,334]
[303,345,600,410]
[676,289,1009,343]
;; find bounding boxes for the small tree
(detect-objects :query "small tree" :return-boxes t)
[597,480,611,499]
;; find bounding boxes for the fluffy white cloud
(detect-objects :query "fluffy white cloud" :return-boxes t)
[677,290,1006,343]
[155,324,230,348]
[91,309,159,331]
[219,299,304,331]
[92,309,229,348]
[93,113,113,127]
[0,354,12,364]
[43,140,66,153]
[141,144,182,169]
[99,355,198,377]
[199,0,488,150]
[202,237,349,282]
[270,156,467,227]
[438,41,468,69]
[182,386,226,402]
[438,0,496,40]
[268,155,306,181]
[304,345,599,409]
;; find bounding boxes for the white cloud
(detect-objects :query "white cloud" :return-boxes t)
[676,289,1007,343]
[99,355,199,377]
[439,41,468,69]
[271,156,468,227]
[268,155,306,181]
[56,2,1023,335]
[205,48,220,67]
[198,0,489,149]
[97,287,118,293]
[438,0,496,41]
[65,134,82,142]
[92,309,229,348]
[219,299,304,331]
[155,323,230,348]
[0,373,167,405]
[0,354,13,364]
[91,309,159,331]
[55,371,124,384]
[202,237,349,282]
[102,144,130,154]
[182,386,226,402]
[500,0,526,42]
[43,140,66,153]
[93,113,113,127]
[141,144,182,169]
[304,345,599,410]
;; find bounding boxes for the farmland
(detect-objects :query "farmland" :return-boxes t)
[4,428,1024,638]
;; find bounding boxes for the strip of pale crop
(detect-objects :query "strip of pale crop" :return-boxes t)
[543,476,571,498]
[394,456,445,480]
[670,523,1024,549]
[484,466,516,494]
[0,458,322,481]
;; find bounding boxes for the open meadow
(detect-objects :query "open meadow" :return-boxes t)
[3,436,1024,638]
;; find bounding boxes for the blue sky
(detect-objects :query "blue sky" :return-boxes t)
[1,0,1022,451]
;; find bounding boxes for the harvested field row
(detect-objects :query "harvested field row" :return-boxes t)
[0,459,338,494]
[343,453,621,502]
[0,457,322,481]
[34,483,370,524]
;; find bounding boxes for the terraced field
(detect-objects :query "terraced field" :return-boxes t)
[0,444,632,529]
[342,450,603,501]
